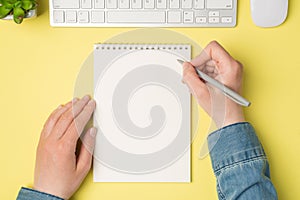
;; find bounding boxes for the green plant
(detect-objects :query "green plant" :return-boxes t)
[0,0,37,24]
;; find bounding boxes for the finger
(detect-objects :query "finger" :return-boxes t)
[182,62,211,112]
[205,60,216,67]
[191,41,234,69]
[51,95,91,139]
[206,72,218,79]
[203,65,215,73]
[195,63,206,71]
[76,127,97,175]
[41,100,75,138]
[63,99,96,145]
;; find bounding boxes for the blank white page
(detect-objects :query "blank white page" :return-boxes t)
[93,44,191,182]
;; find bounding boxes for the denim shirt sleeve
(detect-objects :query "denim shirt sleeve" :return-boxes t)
[16,187,64,200]
[208,122,278,200]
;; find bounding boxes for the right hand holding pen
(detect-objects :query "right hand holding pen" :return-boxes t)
[182,41,245,128]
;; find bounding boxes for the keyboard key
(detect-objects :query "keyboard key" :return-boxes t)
[78,10,89,22]
[119,0,130,8]
[221,17,232,23]
[209,17,219,23]
[194,0,204,9]
[66,11,77,22]
[195,16,206,23]
[183,11,193,23]
[91,11,105,22]
[132,0,142,8]
[167,11,181,23]
[82,0,92,8]
[144,0,154,9]
[50,0,237,27]
[53,0,79,9]
[107,11,165,23]
[156,0,166,9]
[169,0,179,9]
[107,0,117,8]
[207,0,232,9]
[94,0,105,8]
[53,10,64,23]
[182,0,192,9]
[209,11,219,17]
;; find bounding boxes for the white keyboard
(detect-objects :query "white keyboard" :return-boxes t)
[50,0,237,27]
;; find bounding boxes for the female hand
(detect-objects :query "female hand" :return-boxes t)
[33,95,96,199]
[182,41,245,128]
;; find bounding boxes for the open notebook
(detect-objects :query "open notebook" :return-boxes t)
[93,44,191,182]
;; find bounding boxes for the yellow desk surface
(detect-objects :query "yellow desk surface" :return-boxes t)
[1,0,300,199]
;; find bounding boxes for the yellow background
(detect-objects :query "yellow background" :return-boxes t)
[1,0,300,199]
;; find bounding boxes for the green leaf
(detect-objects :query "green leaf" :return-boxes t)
[14,0,22,8]
[6,0,17,4]
[2,0,14,9]
[0,3,12,18]
[6,4,13,9]
[21,0,32,10]
[1,0,13,9]
[13,7,24,24]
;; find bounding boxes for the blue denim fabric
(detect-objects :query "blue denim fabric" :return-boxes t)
[208,122,278,200]
[16,187,63,200]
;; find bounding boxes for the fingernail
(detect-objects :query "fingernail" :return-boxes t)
[72,98,79,103]
[88,99,96,106]
[90,127,97,137]
[83,95,90,101]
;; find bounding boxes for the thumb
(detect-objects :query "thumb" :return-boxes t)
[182,62,211,112]
[76,127,97,175]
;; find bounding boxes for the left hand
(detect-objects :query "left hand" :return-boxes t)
[33,95,96,199]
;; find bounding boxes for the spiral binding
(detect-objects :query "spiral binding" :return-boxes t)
[95,44,190,51]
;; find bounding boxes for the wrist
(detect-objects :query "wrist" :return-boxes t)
[212,100,245,128]
[33,185,66,200]
[222,101,245,128]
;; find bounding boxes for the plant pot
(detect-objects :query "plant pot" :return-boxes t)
[2,8,37,20]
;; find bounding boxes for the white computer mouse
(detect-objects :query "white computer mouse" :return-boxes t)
[251,0,288,27]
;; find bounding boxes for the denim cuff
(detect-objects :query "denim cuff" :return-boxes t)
[17,187,64,200]
[207,122,266,173]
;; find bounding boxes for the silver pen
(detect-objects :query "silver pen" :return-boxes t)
[177,59,251,107]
